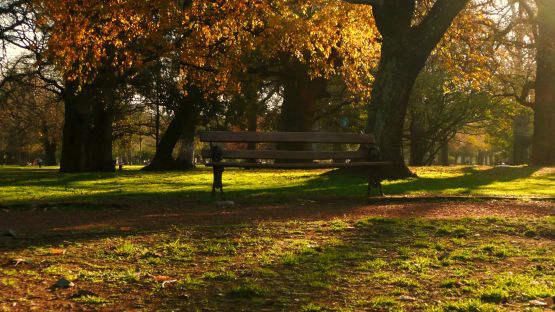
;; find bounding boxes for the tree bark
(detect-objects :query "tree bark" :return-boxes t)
[244,81,260,164]
[43,138,57,166]
[364,0,469,178]
[531,0,555,166]
[176,134,196,169]
[512,112,532,165]
[277,61,327,152]
[142,87,200,171]
[439,140,449,166]
[409,115,427,166]
[176,107,198,170]
[40,123,57,166]
[366,43,423,176]
[60,69,116,173]
[246,91,259,152]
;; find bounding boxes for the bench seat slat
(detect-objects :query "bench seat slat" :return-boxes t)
[201,149,368,160]
[199,131,375,144]
[205,161,391,169]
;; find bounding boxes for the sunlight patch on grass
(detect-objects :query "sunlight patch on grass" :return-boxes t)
[0,165,553,204]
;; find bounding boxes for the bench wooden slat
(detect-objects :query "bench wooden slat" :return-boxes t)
[205,161,391,169]
[198,131,375,144]
[201,149,368,160]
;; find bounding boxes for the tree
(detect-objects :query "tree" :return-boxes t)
[490,0,555,165]
[406,6,506,166]
[531,0,555,165]
[34,0,269,172]
[487,0,536,164]
[1,0,32,90]
[0,59,63,165]
[0,0,28,46]
[141,85,203,171]
[407,69,496,166]
[59,68,119,172]
[242,1,379,139]
[35,0,202,172]
[345,0,470,178]
[29,0,383,172]
[276,61,328,151]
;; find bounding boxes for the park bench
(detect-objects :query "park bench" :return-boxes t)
[199,131,390,199]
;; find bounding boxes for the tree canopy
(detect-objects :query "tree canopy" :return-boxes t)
[0,0,553,171]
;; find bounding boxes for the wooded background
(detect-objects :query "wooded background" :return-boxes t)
[1,0,553,178]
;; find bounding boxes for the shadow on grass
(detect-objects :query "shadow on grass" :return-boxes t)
[4,216,546,310]
[0,218,401,309]
[115,217,552,310]
[225,165,544,200]
[1,167,552,310]
[0,166,549,207]
[161,218,430,310]
[384,166,542,195]
[0,167,116,188]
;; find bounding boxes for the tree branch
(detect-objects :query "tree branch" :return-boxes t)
[412,0,469,59]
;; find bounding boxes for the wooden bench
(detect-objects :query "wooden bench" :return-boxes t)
[199,131,390,199]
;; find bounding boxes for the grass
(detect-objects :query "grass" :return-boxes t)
[0,165,553,205]
[2,216,555,310]
[72,295,109,304]
[0,165,554,310]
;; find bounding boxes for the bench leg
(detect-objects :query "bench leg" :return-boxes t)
[367,180,384,197]
[366,180,384,196]
[367,169,384,197]
[366,166,385,197]
[212,166,225,200]
[367,168,374,196]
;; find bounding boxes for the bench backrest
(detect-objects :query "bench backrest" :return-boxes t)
[198,131,375,144]
[199,131,376,161]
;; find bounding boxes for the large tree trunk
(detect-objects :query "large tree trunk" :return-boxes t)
[409,114,427,166]
[244,81,260,165]
[277,61,327,152]
[60,84,90,172]
[60,70,116,173]
[176,108,198,170]
[367,44,423,176]
[43,138,57,166]
[247,105,258,151]
[246,87,259,152]
[176,133,196,169]
[142,88,200,171]
[363,0,469,178]
[40,124,57,166]
[512,112,532,165]
[531,0,555,166]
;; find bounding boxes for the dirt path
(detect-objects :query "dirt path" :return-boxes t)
[1,199,554,238]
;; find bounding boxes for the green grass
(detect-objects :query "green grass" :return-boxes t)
[0,165,553,205]
[0,164,553,309]
[72,295,109,304]
[2,216,555,310]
